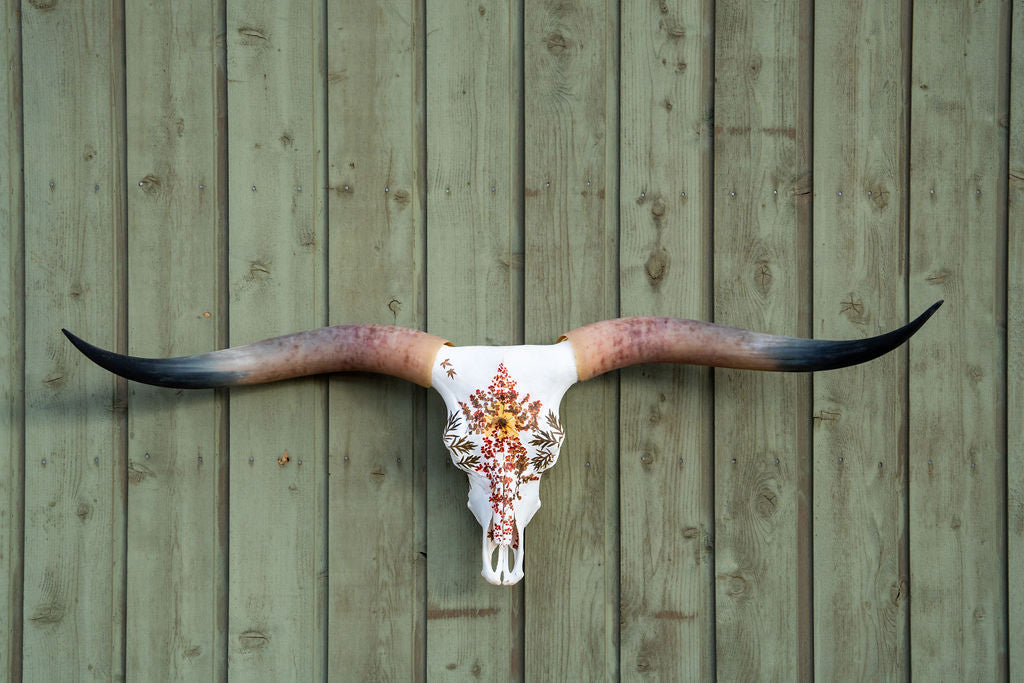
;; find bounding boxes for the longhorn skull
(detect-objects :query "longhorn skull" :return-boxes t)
[63,300,942,585]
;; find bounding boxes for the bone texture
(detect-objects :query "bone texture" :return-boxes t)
[562,300,943,381]
[62,324,449,388]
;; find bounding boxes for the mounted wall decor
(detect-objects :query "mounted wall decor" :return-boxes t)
[64,300,942,585]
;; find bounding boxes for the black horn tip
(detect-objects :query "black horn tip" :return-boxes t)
[769,300,944,372]
[61,329,245,389]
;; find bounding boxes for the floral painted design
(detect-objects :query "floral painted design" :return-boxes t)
[447,364,547,547]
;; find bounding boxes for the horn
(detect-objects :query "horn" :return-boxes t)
[562,300,943,381]
[62,324,450,388]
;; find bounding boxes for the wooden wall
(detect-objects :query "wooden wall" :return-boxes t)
[1,0,1017,680]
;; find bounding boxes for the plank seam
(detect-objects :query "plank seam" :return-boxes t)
[11,0,26,677]
[114,0,130,675]
[1000,0,1014,672]
[707,1,718,679]
[318,0,331,676]
[902,0,913,676]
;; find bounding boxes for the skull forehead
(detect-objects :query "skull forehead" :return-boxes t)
[431,342,578,413]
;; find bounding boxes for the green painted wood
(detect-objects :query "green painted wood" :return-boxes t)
[523,0,619,678]
[908,0,1009,678]
[124,0,227,679]
[1,1,23,680]
[1010,2,1024,674]
[811,1,910,679]
[21,0,128,679]
[225,0,327,678]
[712,0,812,679]
[618,0,714,679]
[327,0,426,677]
[425,2,524,678]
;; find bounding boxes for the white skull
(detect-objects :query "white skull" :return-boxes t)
[431,343,577,585]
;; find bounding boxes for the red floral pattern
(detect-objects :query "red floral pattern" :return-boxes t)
[456,364,542,547]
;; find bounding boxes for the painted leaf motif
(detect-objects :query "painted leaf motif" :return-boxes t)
[456,454,481,469]
[443,412,475,458]
[448,436,475,458]
[528,410,564,471]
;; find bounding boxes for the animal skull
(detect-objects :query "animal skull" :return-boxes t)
[432,343,576,584]
[63,300,942,585]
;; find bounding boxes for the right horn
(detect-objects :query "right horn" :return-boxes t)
[562,300,943,382]
[63,324,449,389]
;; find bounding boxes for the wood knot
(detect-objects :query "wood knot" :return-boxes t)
[238,26,268,45]
[839,296,865,321]
[754,260,772,291]
[138,174,161,194]
[75,502,92,521]
[545,32,569,55]
[645,249,669,286]
[661,19,686,38]
[127,461,152,484]
[238,630,270,651]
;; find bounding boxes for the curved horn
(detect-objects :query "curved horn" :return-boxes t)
[562,300,943,381]
[62,325,450,388]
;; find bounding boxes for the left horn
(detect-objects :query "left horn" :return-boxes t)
[562,300,942,381]
[62,325,449,388]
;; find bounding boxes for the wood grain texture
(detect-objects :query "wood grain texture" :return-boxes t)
[225,0,327,678]
[327,0,426,677]
[618,0,714,679]
[523,0,619,678]
[909,0,1009,679]
[425,1,524,678]
[712,0,812,679]
[1010,1,1024,673]
[21,0,127,679]
[1,0,23,679]
[5,1,1023,677]
[124,0,227,679]
[811,0,910,679]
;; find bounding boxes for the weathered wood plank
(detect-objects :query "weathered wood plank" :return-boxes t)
[618,0,714,679]
[124,0,227,679]
[225,0,327,678]
[712,0,812,679]
[327,0,426,678]
[1,0,23,679]
[425,1,524,678]
[21,0,127,678]
[1010,1,1024,674]
[523,0,619,678]
[908,0,1009,679]
[811,0,910,679]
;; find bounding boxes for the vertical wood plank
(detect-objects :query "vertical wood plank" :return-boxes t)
[327,0,426,678]
[909,1,1009,678]
[712,0,812,679]
[1009,1,1024,674]
[524,0,619,678]
[425,1,524,678]
[1,0,23,679]
[225,0,327,678]
[618,0,714,679]
[811,0,910,679]
[124,0,227,679]
[21,0,127,678]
